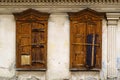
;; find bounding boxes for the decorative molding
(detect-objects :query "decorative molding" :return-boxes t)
[13,8,49,21]
[0,6,120,14]
[0,0,119,4]
[107,20,118,26]
[0,0,120,13]
[68,8,105,21]
[0,1,120,7]
[107,13,120,26]
[107,13,120,20]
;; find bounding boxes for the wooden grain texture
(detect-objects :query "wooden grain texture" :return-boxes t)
[69,8,105,70]
[14,9,49,70]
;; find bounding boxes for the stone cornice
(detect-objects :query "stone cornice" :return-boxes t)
[0,0,119,3]
[0,2,120,7]
[0,1,120,13]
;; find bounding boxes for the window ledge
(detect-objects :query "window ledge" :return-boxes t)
[70,68,101,72]
[16,68,46,71]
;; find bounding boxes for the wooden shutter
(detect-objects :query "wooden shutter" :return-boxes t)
[14,9,49,70]
[31,21,47,69]
[16,22,32,69]
[70,22,86,69]
[69,8,105,70]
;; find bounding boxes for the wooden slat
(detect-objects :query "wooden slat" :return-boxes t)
[72,43,99,46]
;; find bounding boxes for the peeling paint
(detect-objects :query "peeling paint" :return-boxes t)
[0,13,120,80]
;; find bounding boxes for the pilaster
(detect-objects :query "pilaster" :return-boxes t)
[106,13,120,79]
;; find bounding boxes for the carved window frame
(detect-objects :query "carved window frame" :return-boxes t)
[13,9,49,70]
[68,8,105,71]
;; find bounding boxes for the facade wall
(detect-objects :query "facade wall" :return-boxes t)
[0,12,120,80]
[0,15,15,78]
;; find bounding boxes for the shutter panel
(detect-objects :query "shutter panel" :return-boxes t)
[31,22,47,69]
[16,22,32,69]
[71,22,86,69]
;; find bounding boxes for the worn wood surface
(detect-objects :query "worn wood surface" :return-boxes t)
[14,9,49,70]
[69,8,105,70]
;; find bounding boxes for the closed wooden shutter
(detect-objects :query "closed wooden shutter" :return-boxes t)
[16,22,32,69]
[31,21,47,69]
[70,22,86,69]
[14,9,49,70]
[69,8,105,70]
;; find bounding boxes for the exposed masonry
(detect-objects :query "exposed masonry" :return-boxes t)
[0,0,119,4]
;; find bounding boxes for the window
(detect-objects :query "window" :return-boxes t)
[69,8,105,70]
[14,9,49,70]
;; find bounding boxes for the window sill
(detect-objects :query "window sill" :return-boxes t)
[16,68,46,71]
[70,68,101,72]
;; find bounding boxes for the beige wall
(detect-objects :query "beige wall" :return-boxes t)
[47,13,70,80]
[0,13,119,80]
[0,15,15,77]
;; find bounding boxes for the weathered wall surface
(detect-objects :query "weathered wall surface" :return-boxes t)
[0,13,120,80]
[0,15,15,78]
[47,13,70,80]
[101,19,107,80]
[116,19,120,79]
